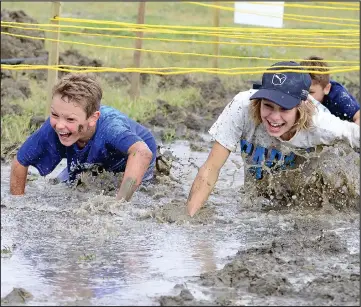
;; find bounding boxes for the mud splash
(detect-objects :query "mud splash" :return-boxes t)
[245,142,360,212]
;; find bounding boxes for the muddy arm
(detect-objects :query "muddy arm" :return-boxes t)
[116,141,153,201]
[10,156,29,195]
[186,141,230,217]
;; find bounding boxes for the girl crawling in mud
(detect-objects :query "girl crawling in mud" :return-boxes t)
[187,61,360,217]
[10,73,157,201]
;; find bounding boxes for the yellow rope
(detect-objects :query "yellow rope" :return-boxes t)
[52,17,360,35]
[2,25,358,49]
[3,32,359,64]
[3,23,359,45]
[2,64,359,75]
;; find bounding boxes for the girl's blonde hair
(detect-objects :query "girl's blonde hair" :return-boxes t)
[249,99,316,132]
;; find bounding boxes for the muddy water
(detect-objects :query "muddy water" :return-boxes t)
[1,140,360,306]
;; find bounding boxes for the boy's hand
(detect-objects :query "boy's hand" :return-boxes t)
[116,196,128,203]
[10,157,28,195]
[116,141,153,201]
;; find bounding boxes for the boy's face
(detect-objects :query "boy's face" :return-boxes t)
[260,99,298,138]
[309,80,331,103]
[50,94,100,147]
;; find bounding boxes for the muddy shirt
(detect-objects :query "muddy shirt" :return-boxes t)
[322,80,360,121]
[209,89,360,179]
[17,105,157,182]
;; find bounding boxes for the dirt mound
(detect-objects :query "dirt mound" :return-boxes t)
[1,9,46,59]
[1,10,44,108]
[1,70,28,114]
[103,71,151,87]
[157,74,196,90]
[144,77,242,137]
[0,9,107,104]
[197,232,358,303]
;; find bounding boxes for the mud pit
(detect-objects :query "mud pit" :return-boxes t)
[1,139,360,306]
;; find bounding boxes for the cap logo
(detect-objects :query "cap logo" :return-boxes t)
[271,73,287,86]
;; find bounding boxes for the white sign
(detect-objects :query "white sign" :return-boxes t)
[234,2,284,28]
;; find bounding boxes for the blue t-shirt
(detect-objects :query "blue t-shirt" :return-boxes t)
[17,105,157,182]
[322,80,360,121]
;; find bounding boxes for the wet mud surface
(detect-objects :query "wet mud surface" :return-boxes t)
[1,139,360,306]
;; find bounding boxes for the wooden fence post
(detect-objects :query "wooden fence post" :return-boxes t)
[129,1,146,100]
[46,1,61,117]
[213,2,220,70]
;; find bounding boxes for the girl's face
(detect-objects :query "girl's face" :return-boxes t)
[260,99,298,139]
[50,94,99,147]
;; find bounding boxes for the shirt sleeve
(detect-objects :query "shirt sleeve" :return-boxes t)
[310,111,360,149]
[328,82,360,121]
[16,118,65,176]
[208,92,249,152]
[103,121,145,154]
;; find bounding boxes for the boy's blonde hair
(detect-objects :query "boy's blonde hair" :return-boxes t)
[52,73,102,118]
[300,56,330,88]
[249,99,315,132]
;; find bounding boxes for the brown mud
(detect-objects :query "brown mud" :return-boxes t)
[154,142,360,306]
[160,225,359,306]
[1,287,33,306]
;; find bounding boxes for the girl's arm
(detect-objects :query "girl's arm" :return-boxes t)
[10,156,29,195]
[314,111,360,149]
[186,141,231,217]
[116,141,153,201]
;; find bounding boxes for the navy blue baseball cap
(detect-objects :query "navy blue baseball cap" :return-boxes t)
[250,61,311,110]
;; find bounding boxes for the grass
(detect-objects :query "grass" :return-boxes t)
[1,2,359,155]
[1,245,14,258]
[78,252,96,262]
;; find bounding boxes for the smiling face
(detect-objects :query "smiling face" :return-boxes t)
[309,80,331,103]
[260,99,298,140]
[50,94,100,147]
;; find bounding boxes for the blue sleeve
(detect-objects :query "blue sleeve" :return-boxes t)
[326,81,360,121]
[103,121,144,154]
[17,118,66,176]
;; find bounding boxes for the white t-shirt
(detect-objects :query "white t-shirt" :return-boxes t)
[209,89,360,179]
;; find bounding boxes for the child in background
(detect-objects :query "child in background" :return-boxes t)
[300,56,360,125]
[10,73,157,201]
[186,61,359,217]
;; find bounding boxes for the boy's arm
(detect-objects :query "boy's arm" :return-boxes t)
[10,156,29,195]
[328,82,360,122]
[187,141,230,217]
[116,141,153,201]
[353,110,360,125]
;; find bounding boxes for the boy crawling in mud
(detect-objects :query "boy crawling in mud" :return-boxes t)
[301,56,360,125]
[187,61,360,217]
[10,73,157,201]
